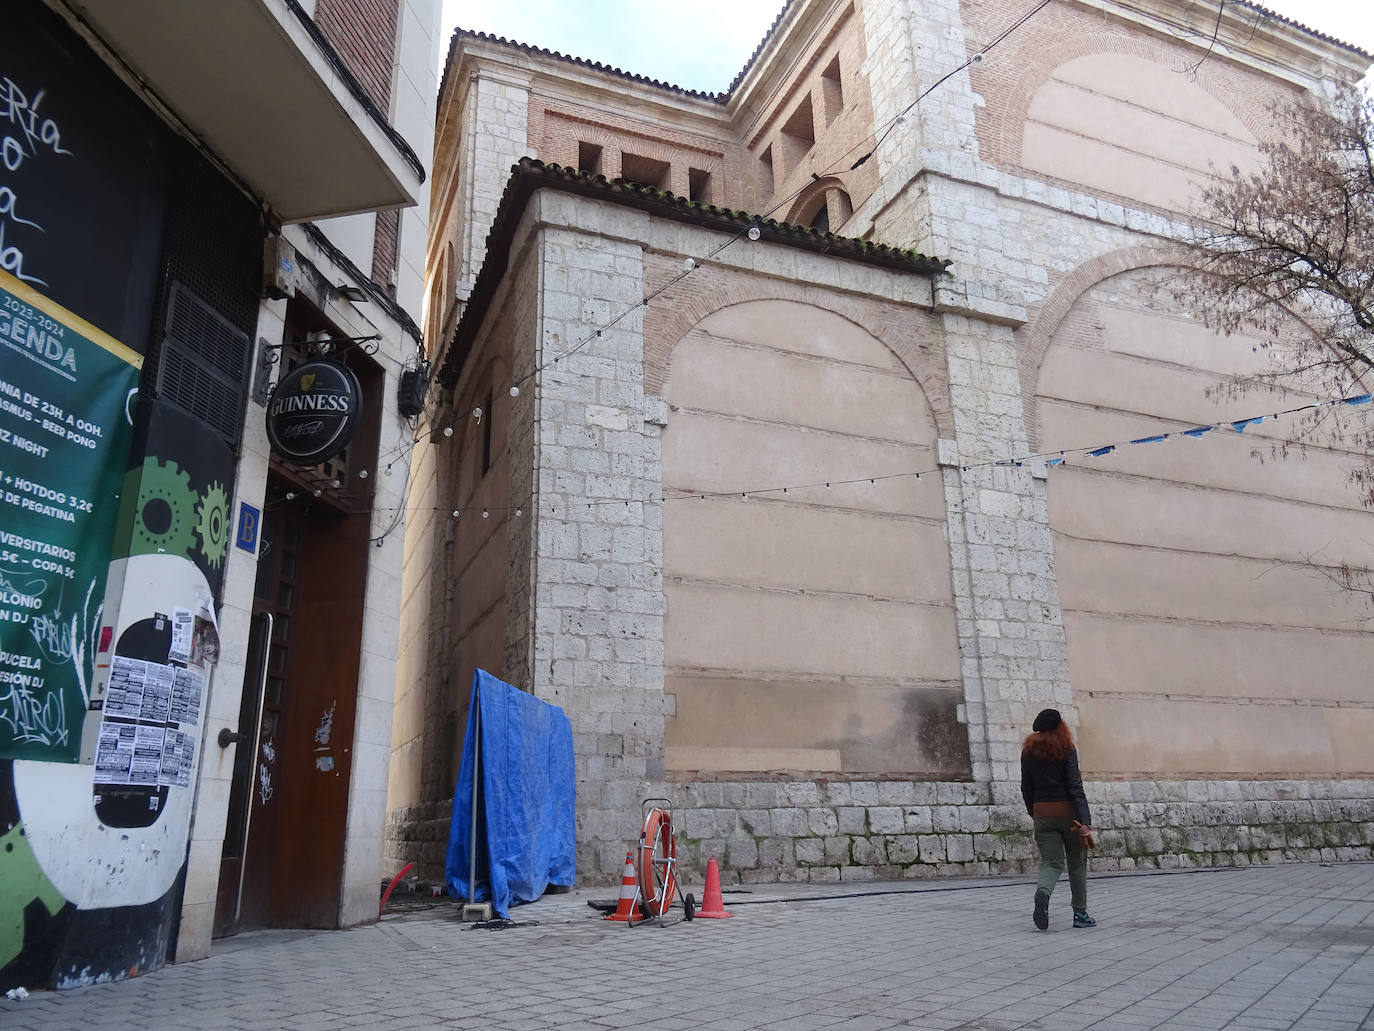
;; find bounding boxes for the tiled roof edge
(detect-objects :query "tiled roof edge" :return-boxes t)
[439,158,952,388]
[439,27,730,106]
[1235,1,1373,60]
[726,0,796,95]
[436,0,1363,112]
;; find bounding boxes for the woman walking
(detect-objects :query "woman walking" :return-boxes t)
[1021,708,1096,930]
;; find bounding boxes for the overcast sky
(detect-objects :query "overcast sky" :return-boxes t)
[437,0,1374,94]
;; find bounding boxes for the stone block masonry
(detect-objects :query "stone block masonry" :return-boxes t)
[662,778,1374,887]
[386,776,1374,889]
[398,2,1374,893]
[521,194,669,882]
[457,68,531,293]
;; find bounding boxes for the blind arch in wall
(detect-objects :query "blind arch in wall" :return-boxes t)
[660,299,968,777]
[1035,265,1374,777]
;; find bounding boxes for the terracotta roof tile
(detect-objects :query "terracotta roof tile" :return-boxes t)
[1234,1,1372,60]
[438,158,952,387]
[438,1,1368,114]
[438,26,730,108]
[725,0,795,95]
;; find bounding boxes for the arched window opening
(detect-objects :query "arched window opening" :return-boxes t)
[794,187,853,234]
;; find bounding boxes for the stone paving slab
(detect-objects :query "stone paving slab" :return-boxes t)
[2,863,1372,1030]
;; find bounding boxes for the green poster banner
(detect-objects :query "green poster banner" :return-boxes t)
[0,268,141,763]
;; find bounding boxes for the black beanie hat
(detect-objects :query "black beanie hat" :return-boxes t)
[1032,708,1062,733]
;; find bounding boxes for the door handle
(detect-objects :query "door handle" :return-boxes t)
[218,727,248,748]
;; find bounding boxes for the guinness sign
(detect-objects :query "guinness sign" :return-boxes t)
[266,359,363,466]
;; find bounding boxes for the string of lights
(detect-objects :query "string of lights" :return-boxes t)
[460,0,1056,407]
[352,0,1057,501]
[364,387,1374,519]
[354,0,1309,549]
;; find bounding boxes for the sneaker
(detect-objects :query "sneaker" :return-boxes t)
[1073,910,1096,928]
[1033,890,1049,931]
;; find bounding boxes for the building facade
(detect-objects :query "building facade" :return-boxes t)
[2,0,439,990]
[390,0,1374,889]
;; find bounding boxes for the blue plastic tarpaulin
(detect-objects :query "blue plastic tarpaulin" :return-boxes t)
[444,669,576,917]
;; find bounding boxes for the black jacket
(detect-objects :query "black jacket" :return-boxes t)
[1021,747,1091,826]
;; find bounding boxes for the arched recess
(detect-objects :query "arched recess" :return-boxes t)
[660,299,969,777]
[645,271,954,440]
[1019,243,1180,447]
[784,176,854,233]
[426,244,452,348]
[444,241,457,304]
[998,42,1267,213]
[1032,261,1374,779]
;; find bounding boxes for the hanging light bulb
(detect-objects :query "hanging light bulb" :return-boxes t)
[286,492,296,500]
[747,225,761,241]
[452,510,459,518]
[482,509,489,519]
[313,489,322,497]
[443,426,454,437]
[509,385,520,397]
[515,507,523,517]
[683,257,696,271]
[472,406,483,421]
[358,469,369,479]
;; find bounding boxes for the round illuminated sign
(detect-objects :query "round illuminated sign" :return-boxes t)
[265,359,363,466]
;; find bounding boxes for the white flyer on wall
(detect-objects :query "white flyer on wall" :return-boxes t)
[137,663,174,723]
[95,723,136,784]
[170,667,204,726]
[129,726,165,786]
[103,657,148,720]
[169,606,194,664]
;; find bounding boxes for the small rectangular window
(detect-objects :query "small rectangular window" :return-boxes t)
[620,152,670,189]
[578,142,603,175]
[821,57,843,125]
[780,95,815,169]
[480,391,493,475]
[689,168,712,204]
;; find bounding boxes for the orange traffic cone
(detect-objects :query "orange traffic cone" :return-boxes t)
[694,857,733,918]
[603,852,639,921]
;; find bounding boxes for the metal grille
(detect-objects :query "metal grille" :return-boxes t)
[156,282,252,448]
[146,139,262,449]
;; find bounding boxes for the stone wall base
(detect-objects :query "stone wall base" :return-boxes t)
[384,778,1374,890]
[384,801,453,884]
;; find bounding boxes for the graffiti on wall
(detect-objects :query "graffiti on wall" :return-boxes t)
[0,72,73,288]
[2,399,235,991]
[0,270,141,763]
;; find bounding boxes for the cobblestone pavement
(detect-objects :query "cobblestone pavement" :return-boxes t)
[3,862,1372,1030]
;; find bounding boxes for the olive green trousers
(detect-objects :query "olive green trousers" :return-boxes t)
[1033,815,1088,912]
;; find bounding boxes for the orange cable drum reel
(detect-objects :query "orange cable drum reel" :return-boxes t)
[629,798,695,926]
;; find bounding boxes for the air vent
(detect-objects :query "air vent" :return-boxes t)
[156,281,251,448]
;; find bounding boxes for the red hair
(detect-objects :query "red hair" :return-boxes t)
[1022,721,1074,761]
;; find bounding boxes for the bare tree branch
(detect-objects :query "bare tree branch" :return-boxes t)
[1177,84,1374,598]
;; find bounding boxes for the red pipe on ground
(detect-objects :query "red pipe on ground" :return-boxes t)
[379,862,416,916]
